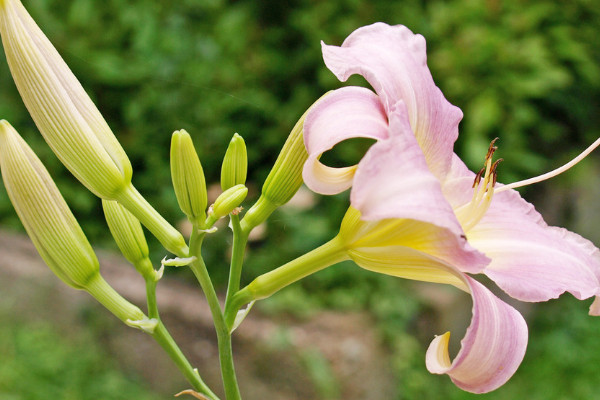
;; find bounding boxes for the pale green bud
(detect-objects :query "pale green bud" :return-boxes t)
[0,0,188,257]
[221,133,247,190]
[242,110,308,231]
[0,120,99,289]
[102,200,153,278]
[0,120,146,322]
[261,112,307,205]
[170,129,207,225]
[209,184,248,221]
[0,0,132,199]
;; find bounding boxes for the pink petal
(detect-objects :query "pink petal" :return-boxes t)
[469,188,600,302]
[443,157,600,302]
[426,276,528,393]
[321,23,462,180]
[302,86,389,195]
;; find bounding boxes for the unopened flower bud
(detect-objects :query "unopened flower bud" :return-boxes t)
[0,120,145,323]
[170,129,207,225]
[0,0,188,257]
[0,0,131,199]
[221,133,247,191]
[0,120,99,288]
[209,184,248,222]
[102,200,154,278]
[242,110,308,231]
[261,112,307,205]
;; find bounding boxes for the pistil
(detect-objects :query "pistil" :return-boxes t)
[496,137,600,193]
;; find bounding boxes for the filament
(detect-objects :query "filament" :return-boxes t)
[496,137,600,193]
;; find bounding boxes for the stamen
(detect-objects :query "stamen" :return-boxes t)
[473,167,485,189]
[486,137,499,160]
[490,159,503,186]
[496,137,600,193]
[456,139,502,232]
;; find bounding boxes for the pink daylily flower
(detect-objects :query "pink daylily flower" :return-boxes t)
[303,22,600,393]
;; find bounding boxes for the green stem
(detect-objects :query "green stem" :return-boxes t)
[189,227,242,400]
[115,183,189,257]
[85,274,145,323]
[143,265,218,399]
[225,236,349,329]
[151,321,220,400]
[240,195,278,235]
[226,214,248,300]
[145,276,159,321]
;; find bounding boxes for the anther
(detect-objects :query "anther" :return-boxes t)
[486,138,499,161]
[490,159,503,186]
[473,167,485,188]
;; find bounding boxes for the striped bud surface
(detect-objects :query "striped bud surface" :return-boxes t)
[221,133,248,191]
[102,199,154,278]
[261,111,308,206]
[211,184,248,220]
[0,0,132,198]
[170,129,207,225]
[0,120,99,289]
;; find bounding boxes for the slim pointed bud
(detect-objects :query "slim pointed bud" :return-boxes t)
[221,133,247,191]
[0,0,131,198]
[262,112,307,205]
[170,130,207,225]
[242,110,308,230]
[0,120,144,323]
[208,184,248,222]
[102,199,154,279]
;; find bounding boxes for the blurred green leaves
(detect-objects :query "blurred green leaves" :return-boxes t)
[0,315,160,400]
[2,0,598,243]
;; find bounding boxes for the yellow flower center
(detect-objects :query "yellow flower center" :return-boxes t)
[455,139,502,233]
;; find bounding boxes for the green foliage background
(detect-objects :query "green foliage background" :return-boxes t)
[1,0,600,399]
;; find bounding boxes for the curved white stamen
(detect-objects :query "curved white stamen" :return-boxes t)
[497,137,600,193]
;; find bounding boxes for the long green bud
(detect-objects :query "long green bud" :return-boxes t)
[0,120,145,322]
[242,110,308,230]
[0,0,131,198]
[0,120,98,288]
[0,0,188,257]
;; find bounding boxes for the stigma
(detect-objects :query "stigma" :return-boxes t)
[456,139,502,233]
